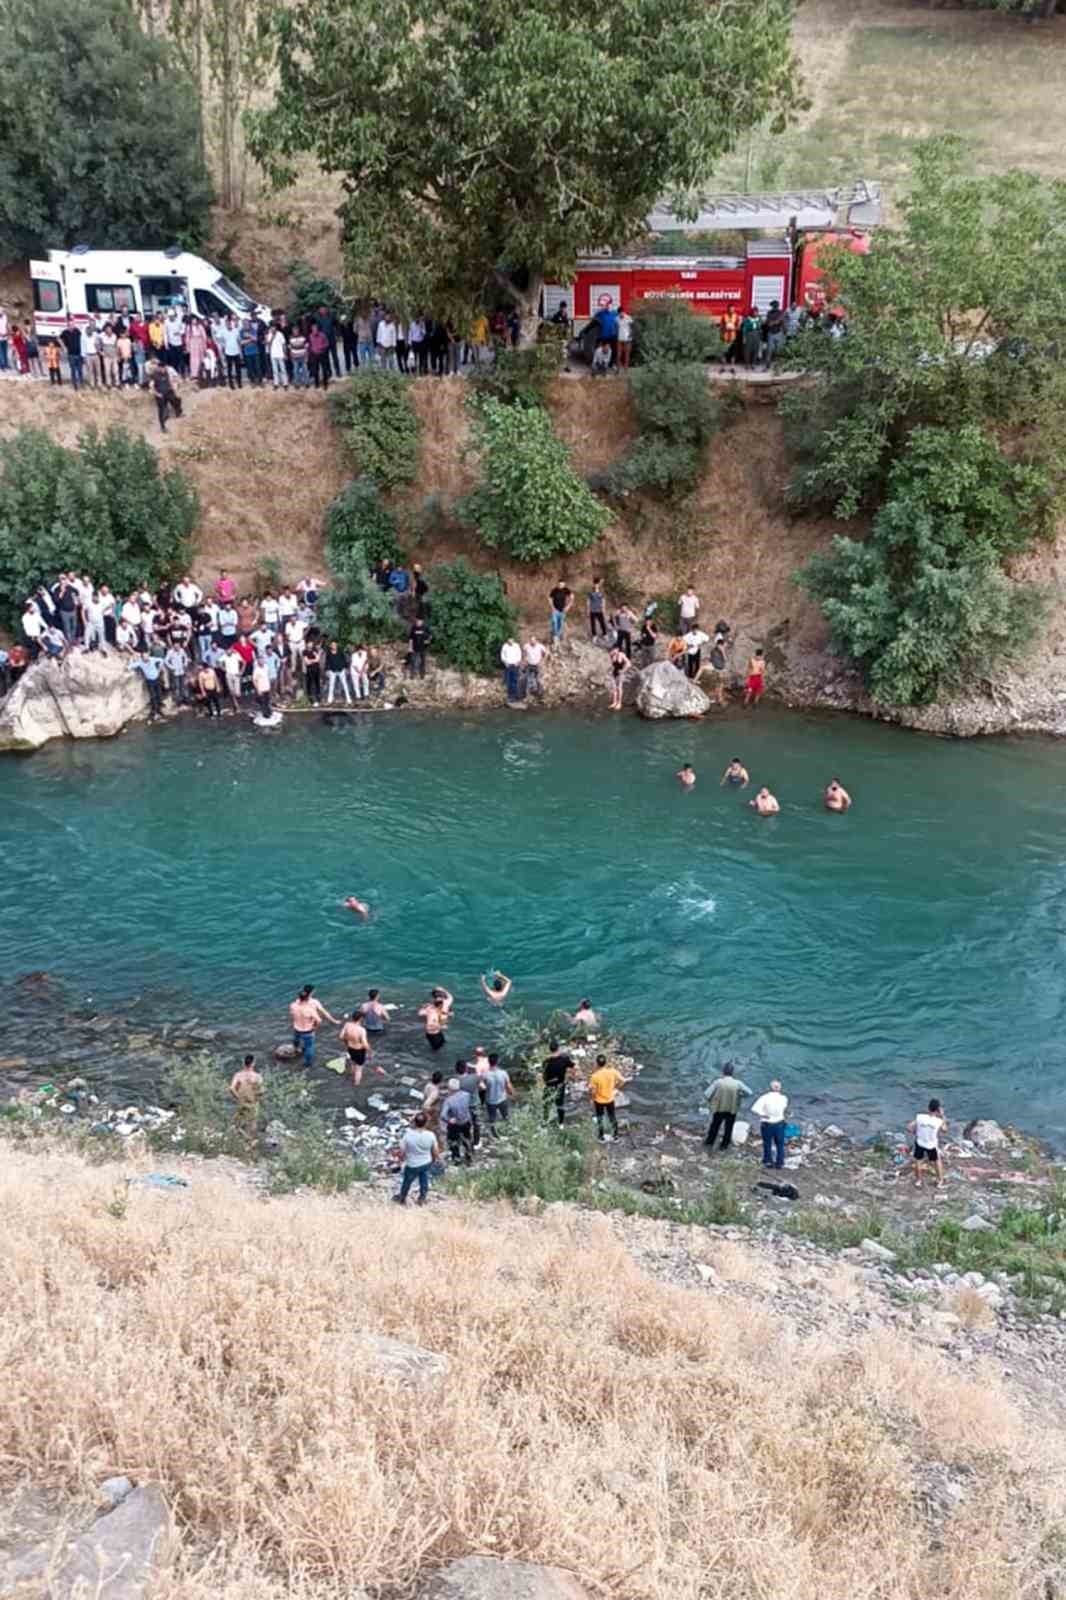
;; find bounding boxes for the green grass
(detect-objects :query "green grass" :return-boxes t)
[787,1209,892,1251]
[449,1108,748,1225]
[897,1196,1066,1313]
[711,3,1066,209]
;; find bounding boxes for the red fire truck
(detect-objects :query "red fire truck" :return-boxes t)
[543,182,879,332]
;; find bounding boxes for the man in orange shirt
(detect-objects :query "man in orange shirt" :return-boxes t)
[588,1054,627,1142]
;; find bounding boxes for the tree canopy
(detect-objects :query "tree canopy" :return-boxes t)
[251,0,801,332]
[0,0,213,259]
[787,139,1066,707]
[783,138,1066,519]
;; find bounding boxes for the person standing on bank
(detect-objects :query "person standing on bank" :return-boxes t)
[908,1098,948,1189]
[393,1112,442,1205]
[289,984,340,1068]
[587,578,608,640]
[703,1064,752,1151]
[751,1079,789,1170]
[549,579,573,646]
[542,1038,575,1126]
[588,1054,626,1141]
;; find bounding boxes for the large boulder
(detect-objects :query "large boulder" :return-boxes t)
[964,1119,1009,1150]
[422,1557,590,1600]
[0,651,149,751]
[636,660,711,719]
[51,1483,171,1599]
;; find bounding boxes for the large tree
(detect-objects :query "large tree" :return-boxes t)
[250,0,801,337]
[783,138,1066,519]
[0,0,213,259]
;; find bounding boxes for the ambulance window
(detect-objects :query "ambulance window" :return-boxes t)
[86,284,136,314]
[195,288,229,319]
[32,278,63,313]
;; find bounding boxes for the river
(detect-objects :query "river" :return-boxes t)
[2,709,1065,1139]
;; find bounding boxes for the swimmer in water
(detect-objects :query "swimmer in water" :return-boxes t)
[338,1009,372,1086]
[480,970,513,1006]
[720,758,749,788]
[677,764,696,789]
[344,897,370,919]
[750,786,780,816]
[824,779,852,812]
[570,999,599,1028]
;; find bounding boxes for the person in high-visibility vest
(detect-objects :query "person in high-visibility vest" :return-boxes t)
[720,306,740,366]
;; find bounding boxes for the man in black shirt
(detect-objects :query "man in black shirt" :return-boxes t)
[548,581,573,646]
[542,1039,574,1126]
[409,618,429,678]
[60,317,84,390]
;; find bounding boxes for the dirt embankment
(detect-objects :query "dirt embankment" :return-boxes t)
[3,367,1066,734]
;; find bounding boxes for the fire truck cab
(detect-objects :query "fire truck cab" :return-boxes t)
[544,182,880,336]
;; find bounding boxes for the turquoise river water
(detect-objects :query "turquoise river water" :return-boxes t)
[2,709,1065,1138]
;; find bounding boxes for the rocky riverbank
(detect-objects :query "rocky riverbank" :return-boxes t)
[4,1012,1063,1331]
[7,631,1065,753]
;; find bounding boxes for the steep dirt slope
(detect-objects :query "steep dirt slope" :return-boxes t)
[4,367,1066,734]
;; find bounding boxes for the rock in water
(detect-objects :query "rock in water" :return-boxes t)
[52,1483,171,1599]
[422,1557,590,1600]
[636,660,711,720]
[964,1119,1009,1150]
[0,652,150,751]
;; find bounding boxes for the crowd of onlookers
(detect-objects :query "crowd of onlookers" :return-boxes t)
[1,563,437,714]
[0,299,532,403]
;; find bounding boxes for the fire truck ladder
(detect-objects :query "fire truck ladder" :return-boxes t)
[646,181,882,234]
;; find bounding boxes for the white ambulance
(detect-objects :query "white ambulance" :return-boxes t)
[30,246,270,338]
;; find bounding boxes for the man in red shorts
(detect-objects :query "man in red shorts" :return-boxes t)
[744,647,766,707]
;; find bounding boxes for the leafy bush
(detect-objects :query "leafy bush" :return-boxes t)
[317,548,405,648]
[780,140,1066,520]
[450,1107,592,1203]
[286,258,346,321]
[606,361,721,498]
[158,1056,247,1159]
[335,370,420,490]
[0,425,197,626]
[633,300,719,365]
[461,398,608,561]
[798,424,1051,705]
[469,341,562,409]
[325,478,405,569]
[429,558,519,674]
[255,555,284,597]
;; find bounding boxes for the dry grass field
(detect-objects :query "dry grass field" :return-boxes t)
[1,1145,1065,1598]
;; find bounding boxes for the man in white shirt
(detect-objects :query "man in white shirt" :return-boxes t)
[285,613,306,671]
[683,626,709,680]
[751,1080,789,1170]
[350,645,369,699]
[222,317,243,388]
[121,595,142,646]
[679,587,700,627]
[260,591,281,630]
[21,601,44,658]
[83,591,108,654]
[524,635,546,697]
[278,587,298,624]
[376,314,398,370]
[500,637,522,702]
[174,575,203,611]
[908,1098,947,1189]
